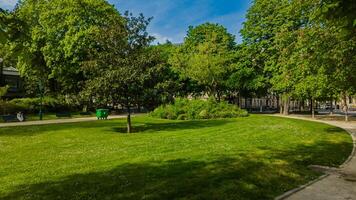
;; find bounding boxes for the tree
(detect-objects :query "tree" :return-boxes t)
[152,42,205,104]
[289,0,356,120]
[240,0,297,114]
[170,23,235,101]
[14,0,124,96]
[227,44,269,107]
[81,12,155,133]
[315,0,356,121]
[0,9,26,74]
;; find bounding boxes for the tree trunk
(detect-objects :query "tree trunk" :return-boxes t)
[279,96,283,114]
[311,98,315,119]
[345,107,349,122]
[342,94,349,122]
[127,105,132,133]
[283,98,289,115]
[282,94,289,115]
[126,93,132,133]
[330,99,334,116]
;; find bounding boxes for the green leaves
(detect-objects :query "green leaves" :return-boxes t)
[241,0,356,103]
[170,23,235,99]
[14,0,125,95]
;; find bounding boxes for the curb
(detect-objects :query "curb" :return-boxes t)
[340,129,356,168]
[275,174,329,200]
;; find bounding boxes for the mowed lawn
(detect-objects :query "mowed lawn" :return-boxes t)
[0,115,353,200]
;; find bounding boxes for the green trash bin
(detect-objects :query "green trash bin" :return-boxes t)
[96,109,109,120]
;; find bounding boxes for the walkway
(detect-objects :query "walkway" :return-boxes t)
[274,115,356,200]
[0,115,127,128]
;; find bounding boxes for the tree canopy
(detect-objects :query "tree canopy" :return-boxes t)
[170,23,236,100]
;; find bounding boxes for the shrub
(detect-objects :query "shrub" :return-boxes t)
[150,98,248,120]
[0,101,27,115]
[6,97,72,114]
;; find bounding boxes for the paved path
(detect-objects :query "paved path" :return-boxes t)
[0,115,127,128]
[273,115,356,200]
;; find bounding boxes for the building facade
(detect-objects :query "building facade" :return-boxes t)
[0,66,23,99]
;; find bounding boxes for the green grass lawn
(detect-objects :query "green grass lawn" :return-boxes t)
[0,115,353,200]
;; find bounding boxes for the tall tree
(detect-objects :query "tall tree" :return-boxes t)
[240,0,295,114]
[14,0,124,96]
[170,23,235,101]
[313,0,356,120]
[81,12,155,133]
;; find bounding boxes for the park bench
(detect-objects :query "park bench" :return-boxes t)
[56,112,71,118]
[2,115,20,122]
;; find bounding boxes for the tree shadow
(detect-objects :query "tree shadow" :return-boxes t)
[0,120,120,137]
[0,138,352,200]
[258,140,353,167]
[323,127,346,133]
[111,120,232,133]
[0,118,232,137]
[0,156,303,200]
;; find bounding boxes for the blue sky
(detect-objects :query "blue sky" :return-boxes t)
[0,0,252,43]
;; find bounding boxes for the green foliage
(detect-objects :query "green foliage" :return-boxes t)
[81,12,155,109]
[0,101,26,115]
[0,97,72,114]
[9,97,58,112]
[241,0,356,115]
[170,23,236,99]
[13,0,126,95]
[0,86,9,98]
[150,98,248,120]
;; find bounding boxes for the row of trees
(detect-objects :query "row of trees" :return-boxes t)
[166,0,356,120]
[1,0,355,132]
[1,0,171,132]
[241,0,356,120]
[0,0,208,131]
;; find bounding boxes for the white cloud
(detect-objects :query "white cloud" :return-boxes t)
[0,0,18,10]
[152,33,172,44]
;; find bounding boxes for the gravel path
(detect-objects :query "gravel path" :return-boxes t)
[0,115,127,128]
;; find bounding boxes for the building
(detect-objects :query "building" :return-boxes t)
[0,66,23,99]
[239,95,356,113]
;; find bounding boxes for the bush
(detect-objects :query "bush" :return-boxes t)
[2,97,73,114]
[150,98,248,120]
[9,97,59,113]
[0,101,27,115]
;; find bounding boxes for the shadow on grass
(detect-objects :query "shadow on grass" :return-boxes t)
[111,120,232,133]
[260,140,353,167]
[0,119,232,137]
[1,138,353,200]
[0,157,301,200]
[323,127,346,133]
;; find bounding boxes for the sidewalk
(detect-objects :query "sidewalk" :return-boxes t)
[0,115,127,128]
[274,115,356,200]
